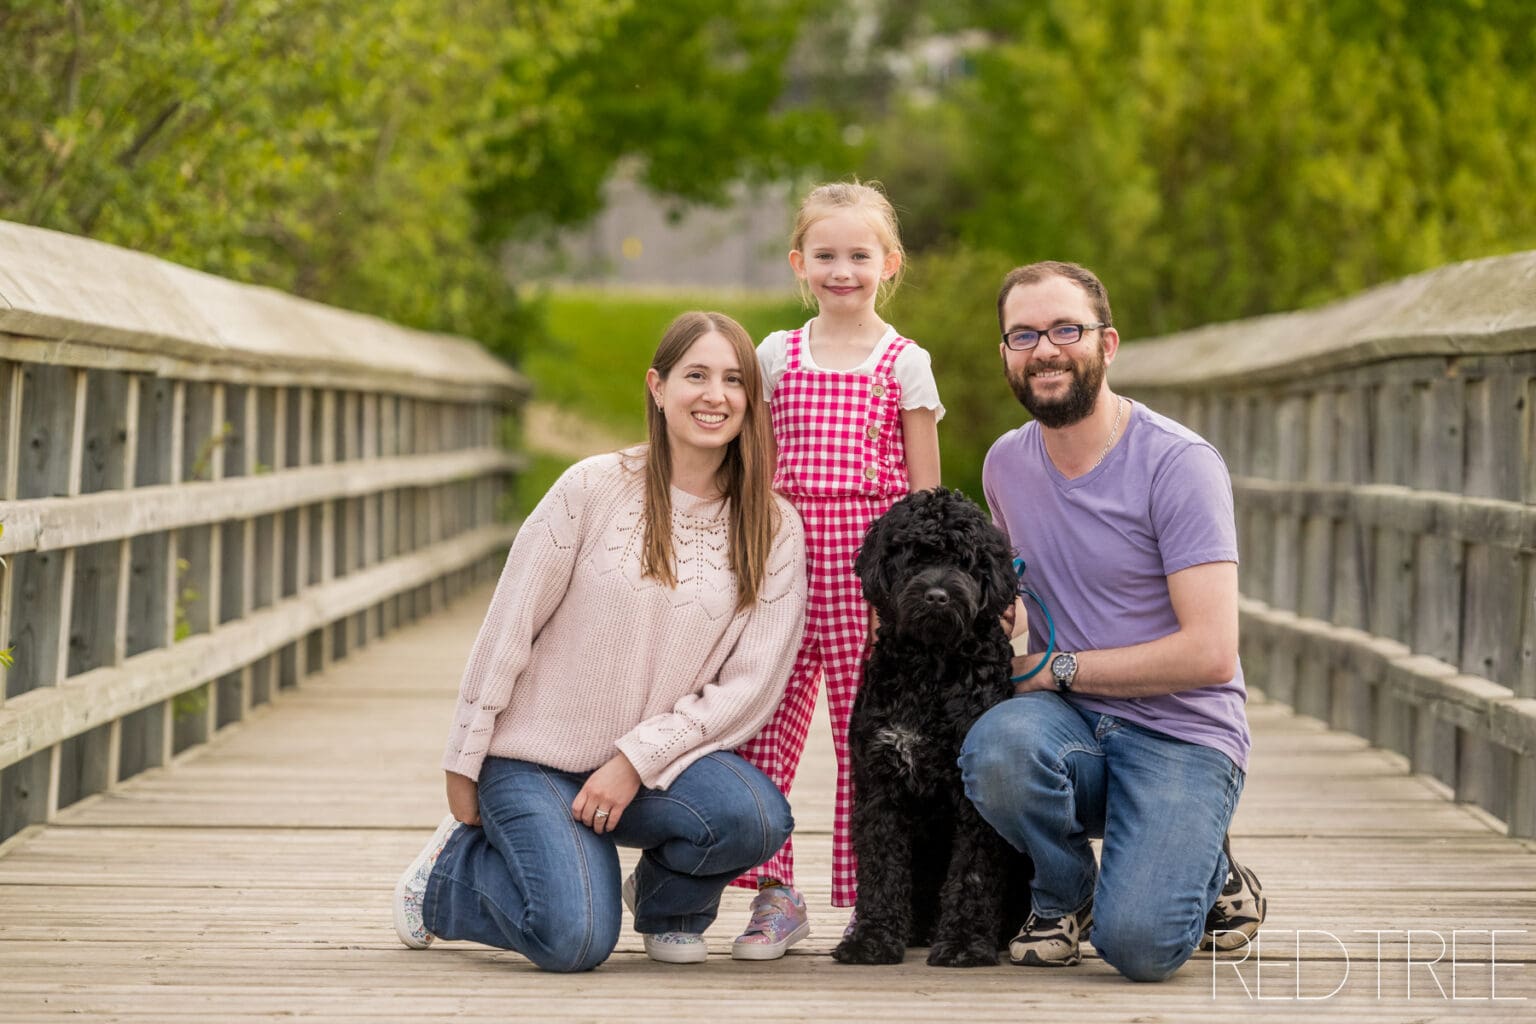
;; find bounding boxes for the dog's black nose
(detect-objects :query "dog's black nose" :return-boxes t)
[923,587,950,606]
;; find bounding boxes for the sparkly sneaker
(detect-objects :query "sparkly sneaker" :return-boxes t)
[730,884,810,961]
[623,873,709,964]
[393,814,462,949]
[1200,838,1267,951]
[1008,902,1093,967]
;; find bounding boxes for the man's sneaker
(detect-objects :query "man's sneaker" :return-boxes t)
[730,884,810,961]
[393,815,462,949]
[623,873,709,964]
[1008,902,1093,967]
[1200,838,1267,951]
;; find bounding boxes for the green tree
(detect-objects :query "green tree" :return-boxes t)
[865,0,1536,335]
[471,0,838,240]
[854,0,1536,494]
[3,0,534,351]
[1,1,834,360]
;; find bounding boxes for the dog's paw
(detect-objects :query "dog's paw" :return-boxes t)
[927,937,1000,968]
[833,930,907,965]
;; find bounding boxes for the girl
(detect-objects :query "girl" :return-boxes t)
[730,182,943,960]
[393,311,808,970]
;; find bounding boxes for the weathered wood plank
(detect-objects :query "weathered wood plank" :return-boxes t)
[1112,249,1536,389]
[0,448,524,555]
[0,222,525,401]
[80,369,133,494]
[1,590,1533,1021]
[65,540,119,676]
[18,364,79,500]
[6,548,68,697]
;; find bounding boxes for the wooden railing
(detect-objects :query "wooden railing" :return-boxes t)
[0,221,527,844]
[1114,250,1536,838]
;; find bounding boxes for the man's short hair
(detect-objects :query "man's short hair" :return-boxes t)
[996,261,1114,332]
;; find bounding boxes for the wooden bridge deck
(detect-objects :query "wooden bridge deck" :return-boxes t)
[1,588,1532,1022]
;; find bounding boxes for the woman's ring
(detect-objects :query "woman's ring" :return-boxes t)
[594,808,610,820]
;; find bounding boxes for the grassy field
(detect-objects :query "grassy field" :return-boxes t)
[515,288,805,508]
[527,288,805,435]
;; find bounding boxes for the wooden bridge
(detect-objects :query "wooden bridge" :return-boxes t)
[1,222,1533,1020]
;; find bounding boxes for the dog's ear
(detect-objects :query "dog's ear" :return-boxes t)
[958,501,1016,620]
[856,499,905,614]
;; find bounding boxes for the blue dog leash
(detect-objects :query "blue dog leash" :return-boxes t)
[1010,556,1056,683]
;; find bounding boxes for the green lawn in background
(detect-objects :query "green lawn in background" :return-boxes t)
[528,288,805,435]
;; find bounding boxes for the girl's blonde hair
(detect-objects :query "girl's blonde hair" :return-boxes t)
[790,180,905,307]
[640,310,779,611]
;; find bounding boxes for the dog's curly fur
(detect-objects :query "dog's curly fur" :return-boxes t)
[832,487,1033,968]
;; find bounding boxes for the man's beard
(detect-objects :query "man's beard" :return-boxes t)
[1006,343,1107,428]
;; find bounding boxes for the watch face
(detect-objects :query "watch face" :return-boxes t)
[1052,654,1072,677]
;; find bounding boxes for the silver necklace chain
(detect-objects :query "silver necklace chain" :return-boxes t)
[1091,397,1127,470]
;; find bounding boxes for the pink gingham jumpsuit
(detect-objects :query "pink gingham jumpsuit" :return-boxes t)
[736,327,913,907]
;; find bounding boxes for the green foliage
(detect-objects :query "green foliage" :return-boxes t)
[885,247,1021,501]
[188,422,234,482]
[861,0,1536,336]
[173,684,209,722]
[472,0,840,240]
[1,1,830,365]
[173,557,197,643]
[2,0,532,354]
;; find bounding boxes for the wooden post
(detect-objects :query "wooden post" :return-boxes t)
[19,364,80,499]
[316,389,338,667]
[0,750,51,842]
[0,359,21,501]
[1512,754,1536,838]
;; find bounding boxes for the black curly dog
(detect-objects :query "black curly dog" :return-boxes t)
[832,487,1033,967]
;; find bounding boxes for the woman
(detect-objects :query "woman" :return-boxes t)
[392,310,807,971]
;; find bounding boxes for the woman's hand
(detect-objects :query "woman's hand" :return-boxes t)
[572,753,643,835]
[446,771,481,826]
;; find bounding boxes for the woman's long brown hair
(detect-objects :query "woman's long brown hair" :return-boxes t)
[641,311,779,611]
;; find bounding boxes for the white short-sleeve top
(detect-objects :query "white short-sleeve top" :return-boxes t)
[757,320,945,421]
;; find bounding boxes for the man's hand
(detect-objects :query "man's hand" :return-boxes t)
[1011,651,1053,694]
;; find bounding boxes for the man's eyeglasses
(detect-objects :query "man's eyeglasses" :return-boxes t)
[1001,322,1107,351]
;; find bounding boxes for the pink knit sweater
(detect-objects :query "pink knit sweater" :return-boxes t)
[442,451,807,790]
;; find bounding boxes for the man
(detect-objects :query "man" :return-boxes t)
[959,261,1265,982]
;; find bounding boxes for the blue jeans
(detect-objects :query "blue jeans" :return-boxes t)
[423,751,792,973]
[960,691,1244,982]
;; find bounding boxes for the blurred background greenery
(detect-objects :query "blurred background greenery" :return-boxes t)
[7,0,1535,502]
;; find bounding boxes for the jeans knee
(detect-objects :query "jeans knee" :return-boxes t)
[1092,914,1194,983]
[523,905,618,973]
[961,701,1056,806]
[713,787,793,869]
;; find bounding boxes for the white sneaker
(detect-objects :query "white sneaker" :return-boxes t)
[393,815,462,949]
[622,873,709,964]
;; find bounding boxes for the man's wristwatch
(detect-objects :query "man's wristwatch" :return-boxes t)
[1050,652,1078,693]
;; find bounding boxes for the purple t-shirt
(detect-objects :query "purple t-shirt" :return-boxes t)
[982,402,1251,770]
